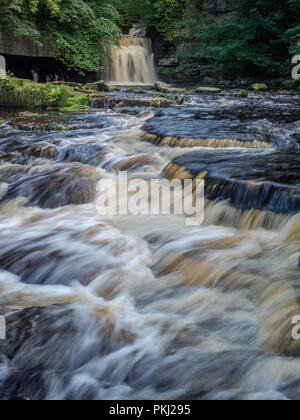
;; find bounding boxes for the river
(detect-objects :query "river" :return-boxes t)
[0,87,299,400]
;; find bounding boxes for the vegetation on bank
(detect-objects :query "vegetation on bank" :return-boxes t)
[0,76,89,111]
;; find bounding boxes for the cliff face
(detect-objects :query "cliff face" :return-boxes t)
[156,0,236,82]
[0,31,51,57]
[203,0,234,14]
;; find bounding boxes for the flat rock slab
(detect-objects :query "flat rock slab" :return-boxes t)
[162,151,300,214]
[143,108,272,148]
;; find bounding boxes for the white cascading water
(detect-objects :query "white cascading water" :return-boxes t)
[106,28,158,84]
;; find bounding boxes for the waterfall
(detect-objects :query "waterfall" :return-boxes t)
[106,36,157,84]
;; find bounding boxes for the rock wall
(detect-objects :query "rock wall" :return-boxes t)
[203,0,234,14]
[0,31,51,57]
[155,0,236,82]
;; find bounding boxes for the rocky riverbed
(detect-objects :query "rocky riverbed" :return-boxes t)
[0,85,299,400]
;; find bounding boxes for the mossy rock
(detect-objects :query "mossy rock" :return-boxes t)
[195,87,222,94]
[50,81,84,89]
[282,79,298,90]
[154,82,187,94]
[203,77,216,85]
[60,105,90,113]
[250,83,268,91]
[86,80,115,92]
[233,89,249,98]
[125,88,136,94]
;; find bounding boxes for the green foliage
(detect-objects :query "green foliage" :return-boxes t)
[0,0,122,73]
[251,83,268,91]
[282,79,298,89]
[121,0,300,79]
[2,0,299,79]
[0,75,89,110]
[120,0,206,44]
[183,0,300,78]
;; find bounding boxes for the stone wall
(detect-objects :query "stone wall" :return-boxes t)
[0,31,51,57]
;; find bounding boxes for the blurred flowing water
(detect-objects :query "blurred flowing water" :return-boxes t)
[105,36,157,84]
[0,89,299,400]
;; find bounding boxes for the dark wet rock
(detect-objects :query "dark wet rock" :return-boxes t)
[125,88,136,94]
[176,94,187,105]
[0,153,26,164]
[58,144,106,166]
[0,163,101,208]
[162,151,300,214]
[277,379,300,401]
[0,302,137,400]
[22,142,106,166]
[203,0,234,14]
[0,307,75,362]
[0,306,74,399]
[143,108,272,148]
[186,91,300,123]
[142,97,300,149]
[0,358,46,400]
[9,112,109,133]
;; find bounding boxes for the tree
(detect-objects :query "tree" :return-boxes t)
[183,0,300,78]
[0,0,122,73]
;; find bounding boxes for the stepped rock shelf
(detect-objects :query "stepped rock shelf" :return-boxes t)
[142,91,300,149]
[162,151,300,215]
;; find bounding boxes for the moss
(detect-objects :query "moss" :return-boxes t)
[125,88,136,93]
[86,81,116,92]
[282,79,298,90]
[251,83,268,91]
[60,105,90,113]
[203,77,216,85]
[154,82,187,94]
[52,124,67,131]
[233,89,249,98]
[0,76,89,111]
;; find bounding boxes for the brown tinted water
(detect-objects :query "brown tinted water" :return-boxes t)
[0,90,299,400]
